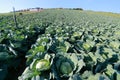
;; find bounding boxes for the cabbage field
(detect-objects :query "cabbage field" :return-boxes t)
[0,9,120,80]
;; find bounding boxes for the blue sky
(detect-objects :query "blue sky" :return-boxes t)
[0,0,119,13]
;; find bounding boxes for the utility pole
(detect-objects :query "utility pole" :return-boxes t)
[13,7,18,28]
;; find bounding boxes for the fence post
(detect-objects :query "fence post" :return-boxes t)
[13,7,18,28]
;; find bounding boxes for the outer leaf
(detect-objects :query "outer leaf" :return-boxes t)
[0,65,8,80]
[69,74,82,80]
[18,67,35,80]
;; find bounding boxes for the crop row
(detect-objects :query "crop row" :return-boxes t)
[0,10,120,80]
